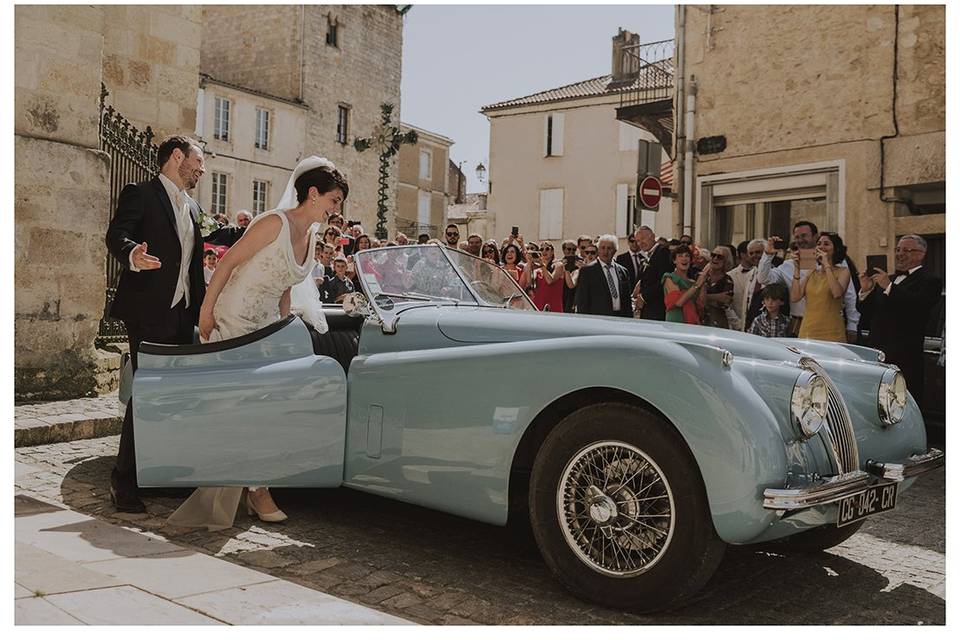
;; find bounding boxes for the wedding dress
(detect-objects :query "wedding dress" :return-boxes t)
[166,157,331,530]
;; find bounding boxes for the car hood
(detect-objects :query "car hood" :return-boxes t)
[434,306,872,365]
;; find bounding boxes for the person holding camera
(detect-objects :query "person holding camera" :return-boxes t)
[663,244,707,324]
[559,240,581,312]
[790,231,850,342]
[524,242,564,312]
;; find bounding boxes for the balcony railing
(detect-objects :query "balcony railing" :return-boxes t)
[617,38,675,109]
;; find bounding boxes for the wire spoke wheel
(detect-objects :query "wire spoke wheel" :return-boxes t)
[557,441,675,577]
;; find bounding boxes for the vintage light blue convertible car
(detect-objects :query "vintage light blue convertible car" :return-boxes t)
[129,244,944,611]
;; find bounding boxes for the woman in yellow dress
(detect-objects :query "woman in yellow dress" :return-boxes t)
[791,232,850,342]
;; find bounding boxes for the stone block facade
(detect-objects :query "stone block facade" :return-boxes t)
[15,5,202,400]
[680,4,944,269]
[200,5,405,238]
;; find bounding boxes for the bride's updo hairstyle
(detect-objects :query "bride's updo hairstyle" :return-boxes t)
[294,166,349,204]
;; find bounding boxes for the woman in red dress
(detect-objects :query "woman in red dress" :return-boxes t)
[500,243,529,290]
[526,242,564,312]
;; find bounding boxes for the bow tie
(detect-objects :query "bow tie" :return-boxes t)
[741,268,752,273]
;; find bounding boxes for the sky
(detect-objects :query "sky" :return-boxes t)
[400,4,675,193]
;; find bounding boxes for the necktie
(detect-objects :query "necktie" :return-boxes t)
[604,264,618,300]
[634,253,643,273]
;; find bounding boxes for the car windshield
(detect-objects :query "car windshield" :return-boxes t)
[353,245,536,311]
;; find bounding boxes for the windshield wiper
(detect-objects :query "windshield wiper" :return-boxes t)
[380,291,461,304]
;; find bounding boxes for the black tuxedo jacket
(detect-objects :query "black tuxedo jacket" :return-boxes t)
[855,267,941,396]
[575,260,632,318]
[105,176,206,327]
[615,251,643,294]
[638,244,672,321]
[203,224,244,247]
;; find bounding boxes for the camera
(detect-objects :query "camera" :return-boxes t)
[773,238,788,250]
[511,226,519,237]
[563,255,579,272]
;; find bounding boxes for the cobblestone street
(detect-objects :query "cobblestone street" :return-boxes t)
[15,435,945,625]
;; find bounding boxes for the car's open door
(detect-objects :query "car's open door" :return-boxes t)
[132,316,346,488]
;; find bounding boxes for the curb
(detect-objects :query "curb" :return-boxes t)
[15,393,124,448]
[15,415,122,448]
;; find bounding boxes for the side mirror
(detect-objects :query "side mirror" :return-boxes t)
[342,292,371,318]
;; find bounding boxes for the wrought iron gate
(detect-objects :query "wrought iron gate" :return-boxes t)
[96,84,158,345]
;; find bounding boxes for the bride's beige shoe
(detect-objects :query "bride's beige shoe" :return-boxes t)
[245,489,288,523]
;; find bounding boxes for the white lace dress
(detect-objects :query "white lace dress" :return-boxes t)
[166,210,319,531]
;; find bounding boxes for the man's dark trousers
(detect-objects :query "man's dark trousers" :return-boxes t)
[113,300,195,494]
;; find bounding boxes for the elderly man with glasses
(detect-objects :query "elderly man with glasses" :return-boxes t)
[856,234,942,401]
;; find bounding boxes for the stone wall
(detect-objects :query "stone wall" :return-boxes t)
[15,5,202,400]
[200,5,301,102]
[102,5,203,137]
[199,5,404,238]
[302,5,404,237]
[682,4,944,267]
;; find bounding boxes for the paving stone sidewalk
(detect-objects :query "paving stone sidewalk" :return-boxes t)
[15,392,123,448]
[15,469,412,625]
[15,436,945,625]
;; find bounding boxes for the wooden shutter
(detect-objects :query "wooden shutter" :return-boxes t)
[539,188,564,240]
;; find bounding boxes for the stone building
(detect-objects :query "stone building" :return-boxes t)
[446,193,495,243]
[15,5,202,400]
[667,5,944,277]
[199,4,406,235]
[396,123,455,239]
[194,73,309,219]
[481,34,674,246]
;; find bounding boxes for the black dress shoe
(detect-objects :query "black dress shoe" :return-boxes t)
[110,484,146,513]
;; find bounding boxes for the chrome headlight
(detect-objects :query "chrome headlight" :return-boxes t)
[878,369,907,424]
[791,372,829,438]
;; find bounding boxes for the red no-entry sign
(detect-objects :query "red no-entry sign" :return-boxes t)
[639,175,662,209]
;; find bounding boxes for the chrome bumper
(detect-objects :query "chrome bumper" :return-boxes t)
[763,448,944,511]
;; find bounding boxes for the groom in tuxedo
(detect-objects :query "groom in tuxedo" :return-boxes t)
[105,135,207,512]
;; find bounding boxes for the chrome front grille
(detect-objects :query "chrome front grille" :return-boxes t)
[800,358,860,474]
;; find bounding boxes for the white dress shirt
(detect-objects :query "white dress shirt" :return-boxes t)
[127,174,196,308]
[599,259,621,312]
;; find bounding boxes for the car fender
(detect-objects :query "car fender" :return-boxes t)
[346,334,790,541]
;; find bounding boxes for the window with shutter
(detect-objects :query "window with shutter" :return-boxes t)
[539,188,564,240]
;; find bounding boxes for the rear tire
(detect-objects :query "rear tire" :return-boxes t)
[529,403,725,612]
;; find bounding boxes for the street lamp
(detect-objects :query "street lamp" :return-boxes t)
[475,162,487,185]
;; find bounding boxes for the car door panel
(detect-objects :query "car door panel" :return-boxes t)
[133,317,346,487]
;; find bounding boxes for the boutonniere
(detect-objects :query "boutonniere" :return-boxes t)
[196,210,220,236]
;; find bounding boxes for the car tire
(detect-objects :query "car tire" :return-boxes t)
[765,520,865,553]
[529,402,725,612]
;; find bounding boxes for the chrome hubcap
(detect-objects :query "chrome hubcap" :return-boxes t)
[557,441,675,577]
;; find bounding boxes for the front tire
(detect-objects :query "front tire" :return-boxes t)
[529,403,725,612]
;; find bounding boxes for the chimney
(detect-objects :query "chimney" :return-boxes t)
[611,28,640,82]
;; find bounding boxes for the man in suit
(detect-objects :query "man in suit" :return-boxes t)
[630,226,672,320]
[203,209,250,247]
[615,231,644,302]
[727,239,765,331]
[575,234,632,317]
[105,135,207,512]
[856,234,941,401]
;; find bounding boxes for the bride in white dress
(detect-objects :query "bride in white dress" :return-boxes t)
[166,157,347,530]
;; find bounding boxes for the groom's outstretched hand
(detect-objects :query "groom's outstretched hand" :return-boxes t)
[131,242,162,270]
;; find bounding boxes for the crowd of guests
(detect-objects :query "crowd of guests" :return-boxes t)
[203,211,941,402]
